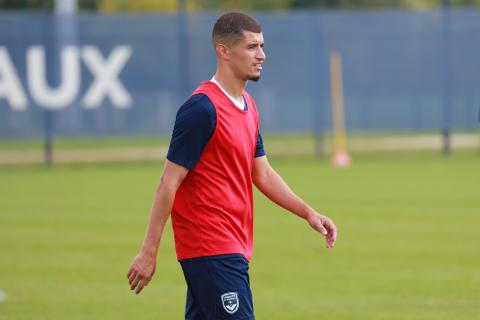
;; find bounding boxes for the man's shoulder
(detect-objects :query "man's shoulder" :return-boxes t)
[182,93,214,113]
[176,93,216,125]
[192,80,217,95]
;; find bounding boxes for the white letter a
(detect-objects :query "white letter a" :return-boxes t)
[0,47,28,111]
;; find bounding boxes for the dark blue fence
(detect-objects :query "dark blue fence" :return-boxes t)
[0,9,479,138]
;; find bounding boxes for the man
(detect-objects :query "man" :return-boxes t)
[127,12,337,320]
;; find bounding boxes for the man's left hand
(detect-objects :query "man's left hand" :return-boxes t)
[307,212,337,248]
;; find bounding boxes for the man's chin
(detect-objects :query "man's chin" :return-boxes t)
[248,74,261,82]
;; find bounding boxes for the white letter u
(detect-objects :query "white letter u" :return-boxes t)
[27,46,80,110]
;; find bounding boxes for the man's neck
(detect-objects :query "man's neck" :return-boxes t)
[213,71,247,102]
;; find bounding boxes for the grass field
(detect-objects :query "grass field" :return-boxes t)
[0,151,479,319]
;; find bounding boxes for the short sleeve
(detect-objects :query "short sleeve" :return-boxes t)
[255,132,266,157]
[166,94,216,169]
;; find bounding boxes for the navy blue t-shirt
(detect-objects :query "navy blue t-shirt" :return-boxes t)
[167,94,266,169]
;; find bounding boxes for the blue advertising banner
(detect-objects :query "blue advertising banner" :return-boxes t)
[0,9,479,137]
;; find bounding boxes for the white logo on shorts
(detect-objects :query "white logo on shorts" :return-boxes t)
[221,292,239,314]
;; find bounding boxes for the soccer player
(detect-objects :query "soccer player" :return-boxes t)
[127,12,337,320]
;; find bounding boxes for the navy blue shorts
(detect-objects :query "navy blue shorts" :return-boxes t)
[179,254,255,320]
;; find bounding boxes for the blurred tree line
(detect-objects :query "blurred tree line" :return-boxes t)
[1,0,480,11]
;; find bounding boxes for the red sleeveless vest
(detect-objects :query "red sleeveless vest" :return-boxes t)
[171,81,260,261]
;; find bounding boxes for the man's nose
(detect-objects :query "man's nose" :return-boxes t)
[257,47,266,61]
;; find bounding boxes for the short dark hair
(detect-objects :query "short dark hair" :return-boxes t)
[212,12,262,47]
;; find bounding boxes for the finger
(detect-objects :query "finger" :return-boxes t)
[329,222,337,243]
[135,279,148,294]
[330,227,337,244]
[322,221,336,248]
[326,232,336,247]
[128,269,138,284]
[327,232,336,248]
[315,220,328,236]
[326,234,335,247]
[130,274,143,291]
[324,220,337,240]
[326,238,335,248]
[127,266,137,281]
[318,226,328,236]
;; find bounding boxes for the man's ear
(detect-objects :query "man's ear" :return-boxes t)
[215,43,230,61]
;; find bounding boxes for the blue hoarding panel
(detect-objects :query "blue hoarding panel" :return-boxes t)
[0,9,479,137]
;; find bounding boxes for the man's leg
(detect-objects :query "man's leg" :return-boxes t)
[185,287,205,320]
[180,254,254,320]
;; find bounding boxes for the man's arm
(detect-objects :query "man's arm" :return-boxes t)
[127,160,188,294]
[252,155,337,248]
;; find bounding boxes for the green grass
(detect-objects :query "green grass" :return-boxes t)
[1,152,479,319]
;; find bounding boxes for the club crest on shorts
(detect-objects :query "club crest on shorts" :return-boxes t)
[221,292,239,314]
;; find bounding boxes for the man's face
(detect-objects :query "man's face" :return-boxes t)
[228,31,266,82]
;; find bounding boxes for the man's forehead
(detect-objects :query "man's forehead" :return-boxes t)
[240,31,264,43]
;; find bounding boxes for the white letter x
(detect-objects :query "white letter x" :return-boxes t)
[82,46,132,109]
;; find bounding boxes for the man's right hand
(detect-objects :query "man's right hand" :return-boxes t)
[126,160,188,295]
[127,252,156,294]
